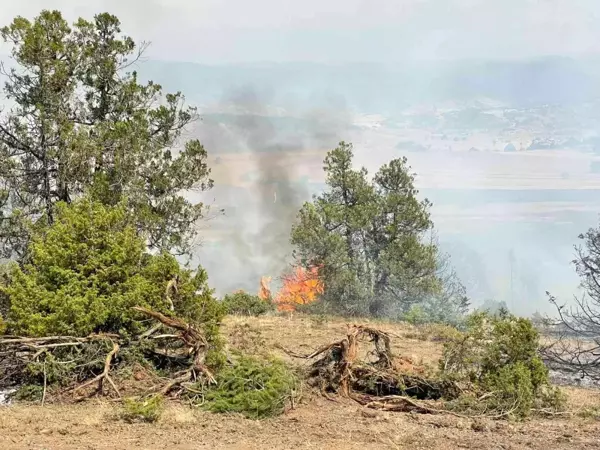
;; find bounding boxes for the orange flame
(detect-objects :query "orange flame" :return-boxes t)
[258,276,272,300]
[273,266,324,312]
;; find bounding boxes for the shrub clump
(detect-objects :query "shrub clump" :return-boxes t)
[12,384,43,402]
[440,312,565,418]
[192,354,298,419]
[1,199,223,338]
[402,305,429,325]
[0,199,226,400]
[120,395,164,423]
[222,291,273,317]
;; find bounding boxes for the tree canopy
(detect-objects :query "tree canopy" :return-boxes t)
[406,253,470,325]
[0,10,212,258]
[291,142,440,317]
[2,199,222,337]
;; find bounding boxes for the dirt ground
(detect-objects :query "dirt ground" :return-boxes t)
[2,315,600,450]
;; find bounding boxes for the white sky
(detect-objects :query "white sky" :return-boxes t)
[1,0,600,64]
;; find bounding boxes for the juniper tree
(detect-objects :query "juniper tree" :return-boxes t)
[291,142,440,317]
[0,10,212,258]
[2,199,222,338]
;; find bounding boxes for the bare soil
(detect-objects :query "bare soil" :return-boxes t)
[2,314,600,450]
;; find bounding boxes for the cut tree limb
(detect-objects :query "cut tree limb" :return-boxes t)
[71,341,120,398]
[132,306,216,392]
[354,394,516,419]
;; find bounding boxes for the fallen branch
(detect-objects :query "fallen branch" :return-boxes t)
[0,309,221,403]
[133,307,190,333]
[277,342,341,360]
[355,394,516,420]
[133,307,208,348]
[159,370,193,395]
[133,306,216,392]
[139,324,162,339]
[288,324,474,417]
[41,361,47,407]
[532,408,574,417]
[71,341,120,398]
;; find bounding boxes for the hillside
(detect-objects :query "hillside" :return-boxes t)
[1,314,599,450]
[140,57,600,110]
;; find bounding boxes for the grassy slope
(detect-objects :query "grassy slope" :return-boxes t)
[1,314,600,450]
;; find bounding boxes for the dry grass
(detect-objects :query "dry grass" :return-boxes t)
[222,314,443,368]
[1,314,600,449]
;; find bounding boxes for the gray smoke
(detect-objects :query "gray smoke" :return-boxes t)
[193,86,351,295]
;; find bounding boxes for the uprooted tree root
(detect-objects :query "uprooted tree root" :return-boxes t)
[284,325,474,417]
[132,307,217,394]
[0,306,218,403]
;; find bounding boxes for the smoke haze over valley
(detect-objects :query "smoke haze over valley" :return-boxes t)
[4,1,600,316]
[176,59,600,316]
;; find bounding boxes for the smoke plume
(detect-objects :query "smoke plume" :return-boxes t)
[193,86,351,295]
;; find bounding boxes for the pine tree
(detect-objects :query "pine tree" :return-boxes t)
[291,142,439,317]
[0,11,213,258]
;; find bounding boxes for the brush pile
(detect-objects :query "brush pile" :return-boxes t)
[289,317,567,419]
[0,307,219,403]
[0,200,229,404]
[288,325,461,414]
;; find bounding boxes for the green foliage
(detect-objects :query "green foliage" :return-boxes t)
[291,142,440,318]
[13,384,43,402]
[478,299,511,317]
[441,312,565,418]
[26,352,86,386]
[409,257,470,327]
[197,355,298,419]
[2,199,223,337]
[222,291,273,317]
[0,261,14,317]
[120,395,164,423]
[294,298,330,316]
[577,405,600,419]
[411,294,470,327]
[0,10,214,258]
[403,305,428,325]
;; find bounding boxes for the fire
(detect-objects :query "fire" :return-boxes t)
[258,267,324,312]
[258,276,272,300]
[273,266,324,312]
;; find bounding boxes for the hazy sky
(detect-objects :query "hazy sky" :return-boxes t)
[1,0,600,64]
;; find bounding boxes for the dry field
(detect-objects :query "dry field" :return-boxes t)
[1,315,600,450]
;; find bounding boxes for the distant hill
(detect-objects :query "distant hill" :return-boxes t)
[1,53,597,111]
[138,56,600,112]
